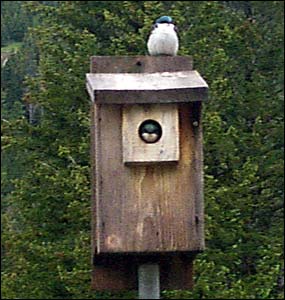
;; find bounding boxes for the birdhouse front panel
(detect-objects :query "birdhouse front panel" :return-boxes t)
[91,102,204,254]
[122,104,179,163]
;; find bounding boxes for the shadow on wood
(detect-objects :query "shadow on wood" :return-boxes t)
[91,253,195,291]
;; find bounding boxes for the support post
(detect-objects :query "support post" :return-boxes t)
[138,264,160,299]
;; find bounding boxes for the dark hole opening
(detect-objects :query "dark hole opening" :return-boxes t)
[138,119,162,144]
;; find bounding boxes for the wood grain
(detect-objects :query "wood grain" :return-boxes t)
[90,55,193,73]
[122,104,179,163]
[95,102,204,253]
[90,56,205,290]
[86,70,208,103]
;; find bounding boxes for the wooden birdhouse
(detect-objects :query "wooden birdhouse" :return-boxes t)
[86,56,208,291]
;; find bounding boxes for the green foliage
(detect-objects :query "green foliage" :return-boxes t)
[1,1,284,299]
[1,1,32,46]
[1,42,23,53]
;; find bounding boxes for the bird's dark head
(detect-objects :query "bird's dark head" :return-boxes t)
[155,16,173,24]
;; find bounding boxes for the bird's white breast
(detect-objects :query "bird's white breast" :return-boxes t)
[147,23,179,56]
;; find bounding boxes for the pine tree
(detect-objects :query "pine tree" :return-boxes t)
[2,1,283,299]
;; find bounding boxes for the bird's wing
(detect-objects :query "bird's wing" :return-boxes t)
[146,23,158,44]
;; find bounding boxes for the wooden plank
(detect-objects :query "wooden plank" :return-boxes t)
[122,104,179,163]
[90,55,193,73]
[91,257,137,291]
[87,70,208,91]
[160,254,195,290]
[86,70,208,104]
[96,103,204,253]
[90,104,96,259]
[191,102,205,249]
[93,88,207,104]
[91,253,195,291]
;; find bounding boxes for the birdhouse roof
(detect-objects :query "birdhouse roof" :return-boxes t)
[86,70,208,104]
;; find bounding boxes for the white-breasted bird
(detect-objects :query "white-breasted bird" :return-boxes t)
[147,16,179,56]
[139,121,162,143]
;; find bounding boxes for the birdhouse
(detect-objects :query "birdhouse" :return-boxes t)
[86,56,208,291]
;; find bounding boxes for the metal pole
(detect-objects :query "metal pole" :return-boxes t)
[138,263,160,299]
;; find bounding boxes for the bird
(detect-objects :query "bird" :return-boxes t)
[139,120,162,143]
[147,16,179,56]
